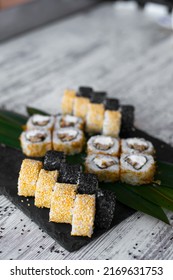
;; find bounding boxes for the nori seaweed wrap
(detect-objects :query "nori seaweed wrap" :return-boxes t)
[43,150,66,171]
[58,163,82,184]
[95,189,116,229]
[90,91,107,104]
[77,173,98,194]
[77,86,93,98]
[120,105,135,135]
[104,98,119,111]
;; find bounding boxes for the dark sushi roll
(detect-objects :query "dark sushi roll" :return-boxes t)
[77,86,94,98]
[43,150,66,171]
[77,173,98,194]
[90,91,107,104]
[120,105,135,134]
[58,163,82,184]
[104,98,119,111]
[95,189,116,229]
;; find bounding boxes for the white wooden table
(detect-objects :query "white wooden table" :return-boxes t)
[0,2,173,260]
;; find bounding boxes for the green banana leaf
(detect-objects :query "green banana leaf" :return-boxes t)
[27,106,49,116]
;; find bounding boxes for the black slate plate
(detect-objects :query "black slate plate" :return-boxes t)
[0,128,173,252]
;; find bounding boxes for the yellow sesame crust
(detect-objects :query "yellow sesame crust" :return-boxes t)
[86,103,105,134]
[20,140,52,157]
[71,194,95,238]
[73,96,90,119]
[49,183,77,224]
[35,169,58,208]
[18,159,43,197]
[103,110,122,137]
[61,89,76,115]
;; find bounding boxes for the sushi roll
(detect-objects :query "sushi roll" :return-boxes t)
[87,135,120,157]
[73,95,90,120]
[43,150,66,171]
[121,138,155,155]
[95,189,116,229]
[58,163,82,184]
[20,129,52,157]
[26,114,54,131]
[120,153,156,185]
[86,103,105,134]
[77,173,98,194]
[102,110,122,138]
[35,169,58,208]
[104,98,119,111]
[61,89,76,115]
[90,91,107,104]
[52,127,85,155]
[49,183,77,224]
[71,194,95,238]
[55,114,84,130]
[120,105,135,135]
[78,86,93,98]
[18,159,42,197]
[85,154,119,182]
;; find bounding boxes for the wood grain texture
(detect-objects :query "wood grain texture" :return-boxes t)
[0,3,173,260]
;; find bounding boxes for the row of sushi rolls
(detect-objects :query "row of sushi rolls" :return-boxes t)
[18,86,156,238]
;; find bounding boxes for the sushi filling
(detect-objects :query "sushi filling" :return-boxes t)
[57,128,78,142]
[93,156,116,169]
[125,154,147,170]
[60,115,78,128]
[127,138,149,152]
[93,136,114,151]
[32,115,50,126]
[26,130,47,143]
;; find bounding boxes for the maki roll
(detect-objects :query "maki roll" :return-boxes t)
[95,189,116,229]
[120,153,156,185]
[104,98,119,111]
[85,154,119,182]
[86,103,105,134]
[90,91,107,104]
[87,135,120,157]
[35,169,58,208]
[78,86,93,98]
[26,114,54,131]
[71,194,96,238]
[58,163,82,184]
[52,127,85,155]
[61,89,76,115]
[55,114,84,130]
[77,173,98,194]
[18,159,42,197]
[102,110,122,138]
[49,183,77,224]
[43,150,66,171]
[120,105,135,135]
[121,138,155,155]
[73,96,90,120]
[20,129,52,157]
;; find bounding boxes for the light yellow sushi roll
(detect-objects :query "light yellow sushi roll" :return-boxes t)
[121,138,155,156]
[52,127,85,155]
[86,103,105,134]
[20,129,52,157]
[26,114,55,131]
[61,89,76,115]
[120,153,156,185]
[102,110,121,138]
[85,154,119,182]
[35,169,58,208]
[71,194,95,238]
[49,183,77,224]
[55,114,84,130]
[73,96,90,119]
[87,135,120,157]
[18,159,42,197]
